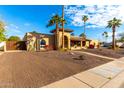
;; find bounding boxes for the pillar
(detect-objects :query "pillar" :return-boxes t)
[68,37,70,49]
[81,40,82,48]
[4,41,6,52]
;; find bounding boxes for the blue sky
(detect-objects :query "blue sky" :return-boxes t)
[0,5,124,42]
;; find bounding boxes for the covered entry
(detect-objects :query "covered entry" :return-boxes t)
[64,36,69,48]
[6,41,27,50]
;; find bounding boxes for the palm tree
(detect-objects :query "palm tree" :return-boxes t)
[79,33,86,38]
[62,5,65,49]
[71,33,75,36]
[106,17,122,50]
[82,15,88,38]
[102,31,108,42]
[47,14,62,49]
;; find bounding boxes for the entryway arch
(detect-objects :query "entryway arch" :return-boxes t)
[64,35,68,48]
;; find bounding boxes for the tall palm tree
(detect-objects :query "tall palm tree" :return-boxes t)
[47,14,62,49]
[82,15,88,38]
[106,17,122,50]
[102,31,108,42]
[62,5,65,49]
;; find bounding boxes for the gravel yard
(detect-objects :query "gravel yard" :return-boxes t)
[0,51,112,88]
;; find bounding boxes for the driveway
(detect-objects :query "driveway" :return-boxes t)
[0,51,111,88]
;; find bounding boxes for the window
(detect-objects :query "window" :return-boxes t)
[40,39,46,48]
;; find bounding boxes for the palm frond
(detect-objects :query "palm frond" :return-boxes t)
[106,17,122,29]
[46,14,62,28]
[46,19,55,27]
[82,15,88,22]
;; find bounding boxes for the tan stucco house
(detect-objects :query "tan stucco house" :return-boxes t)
[23,28,99,51]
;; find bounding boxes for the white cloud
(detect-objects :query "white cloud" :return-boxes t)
[10,24,19,29]
[65,5,124,28]
[5,23,23,39]
[5,25,9,29]
[24,23,31,26]
[99,30,123,42]
[6,27,22,34]
[108,30,123,39]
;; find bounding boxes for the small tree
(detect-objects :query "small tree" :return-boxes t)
[31,31,41,34]
[117,32,124,42]
[102,31,108,42]
[8,36,21,41]
[0,21,6,42]
[79,33,86,38]
[71,33,75,36]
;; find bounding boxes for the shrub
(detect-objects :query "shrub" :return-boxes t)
[79,55,84,60]
[99,48,102,51]
[74,45,77,48]
[108,45,120,49]
[89,44,94,49]
[108,45,112,49]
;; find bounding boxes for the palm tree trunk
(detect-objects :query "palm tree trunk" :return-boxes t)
[112,26,116,50]
[62,5,64,49]
[56,23,59,50]
[84,22,85,34]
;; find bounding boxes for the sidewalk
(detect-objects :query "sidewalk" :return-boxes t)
[73,51,117,60]
[43,57,124,88]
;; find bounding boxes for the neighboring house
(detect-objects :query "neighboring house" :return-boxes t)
[23,28,99,51]
[116,42,124,48]
[0,42,6,51]
[102,42,124,48]
[102,42,112,47]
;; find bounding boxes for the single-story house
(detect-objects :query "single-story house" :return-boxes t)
[116,42,124,48]
[23,28,99,51]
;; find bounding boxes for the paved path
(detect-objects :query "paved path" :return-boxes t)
[73,51,117,60]
[44,58,124,88]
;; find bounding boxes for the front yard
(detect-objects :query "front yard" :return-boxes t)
[0,51,112,87]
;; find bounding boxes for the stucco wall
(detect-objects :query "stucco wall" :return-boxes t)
[85,41,90,48]
[26,33,36,51]
[58,31,71,49]
[42,34,55,49]
[25,32,99,51]
[26,32,55,51]
[90,40,99,48]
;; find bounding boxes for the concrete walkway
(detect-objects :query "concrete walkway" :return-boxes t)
[73,51,117,60]
[43,57,124,88]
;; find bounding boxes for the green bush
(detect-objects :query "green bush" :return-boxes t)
[108,45,120,49]
[108,45,112,49]
[0,46,4,51]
